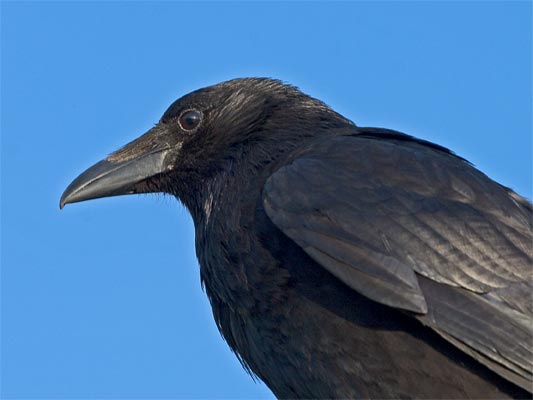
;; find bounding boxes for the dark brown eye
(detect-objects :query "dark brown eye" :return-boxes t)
[178,109,202,131]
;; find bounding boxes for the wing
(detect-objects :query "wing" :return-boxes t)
[262,130,533,391]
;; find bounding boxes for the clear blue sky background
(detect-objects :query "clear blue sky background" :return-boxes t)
[1,1,531,398]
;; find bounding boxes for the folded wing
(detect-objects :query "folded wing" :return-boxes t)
[263,131,532,391]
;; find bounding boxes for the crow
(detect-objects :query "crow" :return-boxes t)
[60,78,532,399]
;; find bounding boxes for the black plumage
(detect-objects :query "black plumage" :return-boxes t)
[61,78,533,399]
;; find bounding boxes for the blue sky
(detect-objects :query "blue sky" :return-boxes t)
[1,1,531,398]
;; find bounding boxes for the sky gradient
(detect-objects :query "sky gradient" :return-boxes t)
[2,2,532,398]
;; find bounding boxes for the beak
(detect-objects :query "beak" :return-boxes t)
[60,128,172,209]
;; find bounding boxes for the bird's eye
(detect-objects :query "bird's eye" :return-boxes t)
[178,109,202,131]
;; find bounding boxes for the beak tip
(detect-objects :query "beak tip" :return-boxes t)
[59,193,69,209]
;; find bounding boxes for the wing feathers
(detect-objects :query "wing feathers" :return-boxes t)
[263,133,533,390]
[419,278,532,390]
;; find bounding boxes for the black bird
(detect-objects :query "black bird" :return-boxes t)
[61,78,533,399]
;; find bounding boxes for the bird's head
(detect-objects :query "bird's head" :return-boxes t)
[60,78,352,211]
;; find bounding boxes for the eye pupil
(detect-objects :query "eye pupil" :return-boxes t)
[179,110,201,131]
